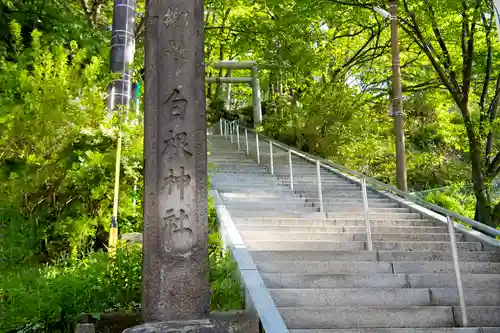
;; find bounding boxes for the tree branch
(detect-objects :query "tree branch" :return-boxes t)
[487,150,500,177]
[462,0,482,104]
[485,74,500,166]
[135,14,146,39]
[400,0,463,107]
[80,0,90,14]
[423,0,452,68]
[326,0,377,9]
[479,11,494,119]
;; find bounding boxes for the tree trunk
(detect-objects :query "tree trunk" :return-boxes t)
[465,110,495,227]
[491,201,500,227]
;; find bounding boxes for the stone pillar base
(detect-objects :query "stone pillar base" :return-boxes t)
[123,319,229,333]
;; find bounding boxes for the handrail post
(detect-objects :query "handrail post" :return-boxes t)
[245,129,249,155]
[236,124,240,149]
[447,215,468,327]
[256,133,260,164]
[230,121,234,144]
[219,120,223,136]
[288,150,294,191]
[361,178,373,252]
[269,140,274,175]
[316,160,324,213]
[224,121,228,139]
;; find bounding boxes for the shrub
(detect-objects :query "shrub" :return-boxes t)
[1,204,244,333]
[1,246,142,333]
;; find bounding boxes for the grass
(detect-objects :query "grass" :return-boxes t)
[0,204,244,333]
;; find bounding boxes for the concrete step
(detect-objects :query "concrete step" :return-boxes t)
[482,329,500,333]
[378,251,500,262]
[251,250,377,262]
[324,205,417,217]
[326,212,423,219]
[220,197,305,205]
[270,288,432,307]
[228,211,325,218]
[246,240,482,252]
[298,191,382,199]
[297,189,381,197]
[224,204,318,212]
[323,207,413,213]
[307,198,393,204]
[238,225,448,235]
[292,183,362,191]
[261,273,500,289]
[282,181,358,189]
[317,202,402,209]
[257,261,393,274]
[219,192,301,201]
[239,225,346,233]
[408,274,500,289]
[270,288,500,307]
[215,183,284,189]
[454,306,500,327]
[240,231,462,242]
[278,306,455,328]
[220,197,309,204]
[214,179,286,185]
[256,260,500,275]
[392,261,500,274]
[250,250,499,262]
[288,328,492,333]
[430,289,500,306]
[247,240,366,251]
[211,166,266,171]
[357,233,461,242]
[262,273,411,289]
[278,174,352,181]
[233,218,438,227]
[221,201,319,212]
[216,186,289,192]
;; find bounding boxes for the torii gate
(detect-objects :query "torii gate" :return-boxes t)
[206,60,262,126]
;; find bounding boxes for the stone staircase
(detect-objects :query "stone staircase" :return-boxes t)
[208,132,500,333]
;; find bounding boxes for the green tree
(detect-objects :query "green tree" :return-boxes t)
[0,25,143,262]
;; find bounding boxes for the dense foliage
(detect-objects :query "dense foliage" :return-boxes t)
[205,0,500,229]
[1,204,244,333]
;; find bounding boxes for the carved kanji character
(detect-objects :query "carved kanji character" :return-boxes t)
[162,131,193,160]
[163,166,191,199]
[163,208,193,255]
[164,89,187,120]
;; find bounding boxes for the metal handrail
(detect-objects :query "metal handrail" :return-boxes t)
[219,118,472,327]
[228,120,500,239]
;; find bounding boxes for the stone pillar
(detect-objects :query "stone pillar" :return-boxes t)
[251,66,262,125]
[141,0,209,324]
[224,70,232,113]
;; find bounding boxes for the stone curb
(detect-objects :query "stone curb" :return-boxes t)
[210,188,289,333]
